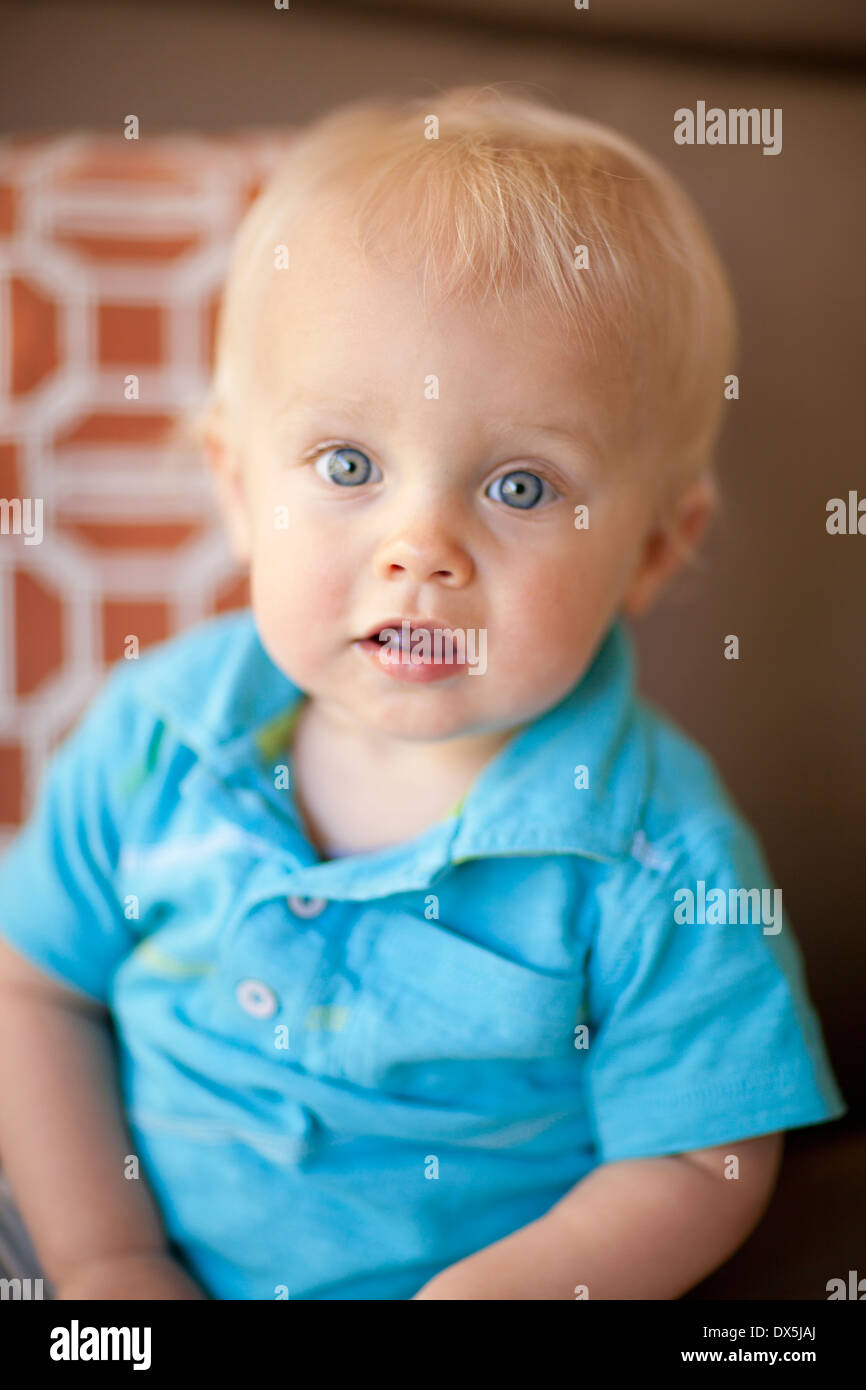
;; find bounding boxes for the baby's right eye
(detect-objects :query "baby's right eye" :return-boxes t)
[313,446,381,488]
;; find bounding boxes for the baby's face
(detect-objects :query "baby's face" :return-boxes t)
[218,215,659,746]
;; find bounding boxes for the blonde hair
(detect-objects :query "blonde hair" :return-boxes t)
[185,83,737,516]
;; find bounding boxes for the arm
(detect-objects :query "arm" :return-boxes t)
[413,1132,783,1299]
[0,935,205,1298]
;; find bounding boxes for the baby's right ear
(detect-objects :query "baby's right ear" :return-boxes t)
[201,410,253,566]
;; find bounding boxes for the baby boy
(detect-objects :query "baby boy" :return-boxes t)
[0,86,846,1300]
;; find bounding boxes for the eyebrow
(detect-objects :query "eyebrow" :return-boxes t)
[481,418,602,468]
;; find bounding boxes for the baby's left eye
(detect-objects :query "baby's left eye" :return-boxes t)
[486,469,556,510]
[314,446,382,487]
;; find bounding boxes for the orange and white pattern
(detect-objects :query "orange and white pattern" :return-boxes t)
[0,130,295,839]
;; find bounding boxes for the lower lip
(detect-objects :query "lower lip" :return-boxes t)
[353,637,468,683]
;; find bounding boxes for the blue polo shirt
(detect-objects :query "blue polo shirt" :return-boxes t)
[0,609,846,1299]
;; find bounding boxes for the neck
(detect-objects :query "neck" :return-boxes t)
[295,695,521,782]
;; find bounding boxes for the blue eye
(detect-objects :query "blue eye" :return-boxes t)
[314,446,380,487]
[487,469,551,510]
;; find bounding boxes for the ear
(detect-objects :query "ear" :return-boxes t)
[621,474,716,619]
[201,411,253,566]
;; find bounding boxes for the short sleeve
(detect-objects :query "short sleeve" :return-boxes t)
[584,819,848,1161]
[0,662,151,1005]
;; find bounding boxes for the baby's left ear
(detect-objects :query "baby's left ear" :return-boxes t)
[621,474,716,619]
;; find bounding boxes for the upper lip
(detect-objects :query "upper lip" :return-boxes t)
[358,615,458,641]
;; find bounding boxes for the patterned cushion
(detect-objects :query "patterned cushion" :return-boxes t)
[0,130,295,834]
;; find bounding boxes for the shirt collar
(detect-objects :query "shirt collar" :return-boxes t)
[135,609,649,880]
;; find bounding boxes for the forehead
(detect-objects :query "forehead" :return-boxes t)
[239,206,621,446]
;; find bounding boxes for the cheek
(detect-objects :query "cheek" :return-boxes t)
[247,505,356,677]
[499,545,608,640]
[490,538,621,692]
[251,497,352,614]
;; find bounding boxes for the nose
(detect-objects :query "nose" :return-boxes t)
[371,510,474,587]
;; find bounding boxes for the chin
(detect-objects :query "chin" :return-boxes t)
[360,699,482,743]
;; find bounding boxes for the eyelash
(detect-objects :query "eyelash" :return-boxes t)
[308,443,563,506]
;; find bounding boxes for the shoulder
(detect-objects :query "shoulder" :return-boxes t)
[586,699,781,987]
[101,607,274,750]
[36,609,264,816]
[129,607,259,698]
[629,694,760,872]
[584,693,777,955]
[85,608,255,710]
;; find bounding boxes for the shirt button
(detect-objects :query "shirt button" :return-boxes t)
[287,895,328,919]
[236,979,278,1018]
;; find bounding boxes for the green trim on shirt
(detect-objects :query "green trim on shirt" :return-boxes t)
[254,698,308,766]
[117,720,166,797]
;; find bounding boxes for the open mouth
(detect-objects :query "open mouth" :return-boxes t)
[354,617,468,669]
[359,629,433,655]
[358,629,407,651]
[358,618,449,646]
